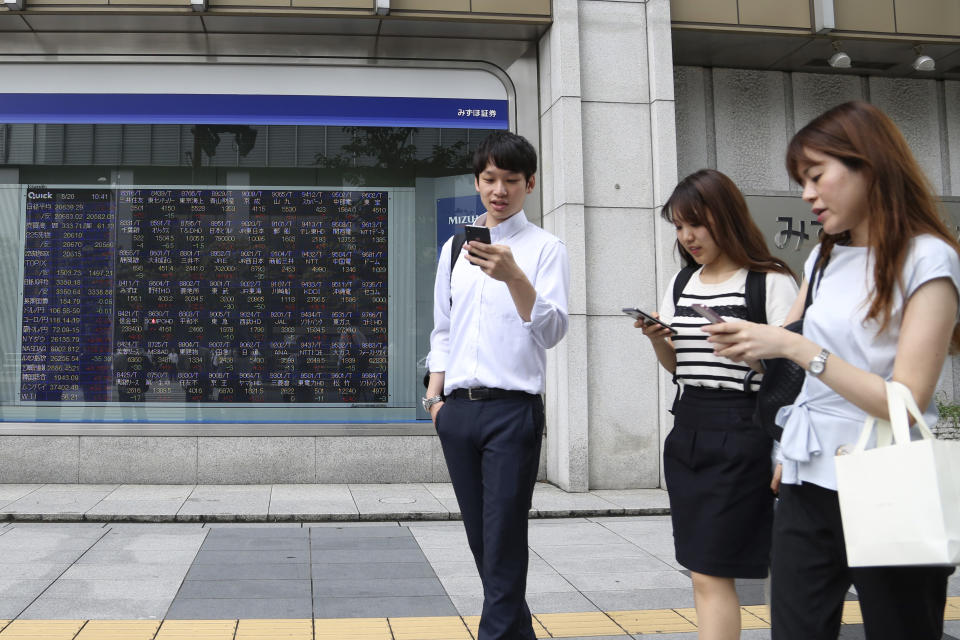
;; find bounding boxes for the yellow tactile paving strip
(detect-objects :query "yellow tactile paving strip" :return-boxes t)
[671,607,770,630]
[0,620,85,639]
[235,619,313,640]
[608,609,696,634]
[75,620,162,640]
[841,600,864,625]
[537,612,625,637]
[389,616,471,640]
[463,615,549,638]
[0,598,957,640]
[314,618,390,640]
[154,620,237,640]
[947,597,960,620]
[741,605,770,625]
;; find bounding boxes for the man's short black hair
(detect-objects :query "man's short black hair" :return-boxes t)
[472,131,538,181]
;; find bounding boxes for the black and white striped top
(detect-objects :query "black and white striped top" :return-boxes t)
[659,267,798,391]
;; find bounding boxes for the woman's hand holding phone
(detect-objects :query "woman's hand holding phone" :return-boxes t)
[691,303,725,324]
[639,317,674,340]
[624,308,675,340]
[628,308,678,373]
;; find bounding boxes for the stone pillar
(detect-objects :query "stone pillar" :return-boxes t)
[540,0,589,491]
[645,0,683,490]
[540,0,679,490]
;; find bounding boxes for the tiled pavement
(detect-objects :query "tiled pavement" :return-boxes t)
[0,483,958,639]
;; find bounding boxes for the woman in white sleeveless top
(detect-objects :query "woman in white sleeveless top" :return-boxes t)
[706,101,960,640]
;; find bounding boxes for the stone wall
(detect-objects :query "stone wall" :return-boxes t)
[539,0,678,490]
[675,65,960,415]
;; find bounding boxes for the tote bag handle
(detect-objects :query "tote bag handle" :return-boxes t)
[852,381,936,454]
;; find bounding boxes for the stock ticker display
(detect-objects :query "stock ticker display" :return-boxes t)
[20,187,389,404]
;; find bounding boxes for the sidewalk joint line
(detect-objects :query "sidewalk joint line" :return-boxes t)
[70,619,89,640]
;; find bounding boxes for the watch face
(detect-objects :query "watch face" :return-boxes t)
[810,360,825,375]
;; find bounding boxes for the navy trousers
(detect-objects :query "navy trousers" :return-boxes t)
[771,482,954,640]
[435,393,544,640]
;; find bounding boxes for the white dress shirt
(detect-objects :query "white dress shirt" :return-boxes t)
[427,210,569,396]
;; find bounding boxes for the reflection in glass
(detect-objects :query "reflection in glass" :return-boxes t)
[0,123,496,423]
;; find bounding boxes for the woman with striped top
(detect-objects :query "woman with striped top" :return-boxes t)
[638,169,797,640]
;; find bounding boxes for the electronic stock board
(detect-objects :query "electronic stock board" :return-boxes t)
[19,187,388,404]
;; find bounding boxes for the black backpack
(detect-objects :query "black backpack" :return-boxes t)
[447,228,467,306]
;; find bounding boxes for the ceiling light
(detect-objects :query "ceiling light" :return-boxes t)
[912,46,935,72]
[190,0,206,11]
[3,0,24,9]
[374,0,389,15]
[828,41,851,68]
[828,52,851,68]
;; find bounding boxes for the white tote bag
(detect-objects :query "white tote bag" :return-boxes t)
[835,381,960,567]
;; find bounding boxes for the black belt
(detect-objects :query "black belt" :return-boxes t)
[449,387,536,401]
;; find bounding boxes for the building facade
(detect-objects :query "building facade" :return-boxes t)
[0,0,958,488]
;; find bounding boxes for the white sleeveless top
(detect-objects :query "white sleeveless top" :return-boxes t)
[778,235,960,490]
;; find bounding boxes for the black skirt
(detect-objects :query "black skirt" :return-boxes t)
[664,385,775,579]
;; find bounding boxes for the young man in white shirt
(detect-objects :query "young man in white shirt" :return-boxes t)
[424,131,570,640]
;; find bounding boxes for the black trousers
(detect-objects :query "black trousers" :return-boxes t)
[771,482,953,640]
[435,393,544,640]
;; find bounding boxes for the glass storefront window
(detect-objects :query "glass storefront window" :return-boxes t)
[0,120,500,424]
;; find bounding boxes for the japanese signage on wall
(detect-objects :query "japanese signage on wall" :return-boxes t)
[748,195,960,277]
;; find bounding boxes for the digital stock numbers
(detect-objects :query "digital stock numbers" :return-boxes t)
[20,187,388,404]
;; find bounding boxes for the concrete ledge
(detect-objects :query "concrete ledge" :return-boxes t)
[0,483,670,523]
[0,435,444,484]
[0,435,547,485]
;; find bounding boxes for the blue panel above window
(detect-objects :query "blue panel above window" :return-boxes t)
[0,93,510,129]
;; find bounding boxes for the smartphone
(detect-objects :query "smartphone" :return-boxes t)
[690,303,725,324]
[464,225,491,245]
[622,307,677,335]
[464,225,491,263]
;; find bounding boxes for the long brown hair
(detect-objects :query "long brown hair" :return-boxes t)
[662,169,794,278]
[786,100,960,350]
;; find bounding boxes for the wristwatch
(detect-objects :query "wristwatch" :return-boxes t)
[422,395,443,412]
[809,348,830,377]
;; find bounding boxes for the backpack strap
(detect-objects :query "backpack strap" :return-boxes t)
[805,253,829,309]
[672,265,698,307]
[743,258,830,391]
[448,228,467,308]
[745,270,768,324]
[740,270,768,391]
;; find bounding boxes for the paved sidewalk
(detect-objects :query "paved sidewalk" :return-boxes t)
[0,484,957,639]
[0,483,670,522]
